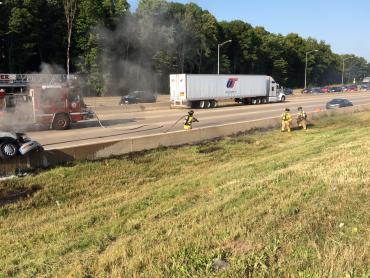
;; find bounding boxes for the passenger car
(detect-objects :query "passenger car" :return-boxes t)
[321,87,330,93]
[343,85,358,92]
[311,88,323,94]
[0,132,43,159]
[326,99,353,109]
[360,84,369,91]
[119,91,157,104]
[329,87,343,92]
[283,88,293,95]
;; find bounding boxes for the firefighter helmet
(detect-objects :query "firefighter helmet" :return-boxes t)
[188,110,194,115]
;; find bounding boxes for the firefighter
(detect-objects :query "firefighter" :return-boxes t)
[184,110,199,130]
[0,89,6,112]
[281,108,292,132]
[297,107,308,130]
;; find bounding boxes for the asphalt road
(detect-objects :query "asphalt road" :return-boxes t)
[27,93,370,150]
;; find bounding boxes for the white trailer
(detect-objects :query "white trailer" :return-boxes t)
[170,74,286,108]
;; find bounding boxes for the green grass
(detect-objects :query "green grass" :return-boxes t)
[1,112,370,277]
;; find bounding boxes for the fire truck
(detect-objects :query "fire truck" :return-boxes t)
[0,74,94,130]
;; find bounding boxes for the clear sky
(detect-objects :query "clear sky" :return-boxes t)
[129,0,370,62]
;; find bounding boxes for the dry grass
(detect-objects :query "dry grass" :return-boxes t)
[0,112,370,277]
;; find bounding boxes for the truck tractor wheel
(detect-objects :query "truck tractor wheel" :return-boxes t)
[204,100,211,109]
[262,98,268,104]
[0,141,18,159]
[210,100,217,108]
[52,114,71,130]
[281,96,286,102]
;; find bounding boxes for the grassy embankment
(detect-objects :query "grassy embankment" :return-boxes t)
[0,112,369,277]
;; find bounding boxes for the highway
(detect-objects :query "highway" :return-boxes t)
[27,92,370,149]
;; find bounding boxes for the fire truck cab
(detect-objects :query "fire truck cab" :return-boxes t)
[0,74,94,130]
[30,84,92,130]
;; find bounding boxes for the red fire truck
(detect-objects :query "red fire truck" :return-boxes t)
[0,74,94,130]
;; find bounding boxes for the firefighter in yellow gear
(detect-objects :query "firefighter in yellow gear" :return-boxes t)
[281,108,292,132]
[297,107,308,130]
[184,110,199,130]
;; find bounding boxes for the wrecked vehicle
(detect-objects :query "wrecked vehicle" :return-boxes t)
[0,132,43,159]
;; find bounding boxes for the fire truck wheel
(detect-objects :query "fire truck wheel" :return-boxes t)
[0,141,18,159]
[52,114,71,130]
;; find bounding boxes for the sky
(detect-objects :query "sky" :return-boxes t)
[129,0,370,62]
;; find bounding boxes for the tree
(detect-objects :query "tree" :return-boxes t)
[63,0,78,75]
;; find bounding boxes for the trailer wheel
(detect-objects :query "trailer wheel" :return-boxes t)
[199,100,206,109]
[210,100,217,108]
[281,96,286,102]
[0,141,18,159]
[204,100,211,109]
[52,113,71,130]
[251,98,257,105]
[256,98,262,104]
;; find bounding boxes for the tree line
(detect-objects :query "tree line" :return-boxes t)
[1,0,369,95]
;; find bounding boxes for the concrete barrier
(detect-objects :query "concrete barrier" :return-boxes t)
[2,103,370,175]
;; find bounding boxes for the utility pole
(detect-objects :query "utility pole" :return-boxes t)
[217,40,232,75]
[304,50,318,88]
[342,57,352,85]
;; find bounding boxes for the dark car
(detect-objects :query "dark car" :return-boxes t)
[326,99,353,109]
[329,87,343,93]
[311,88,323,94]
[0,132,43,159]
[301,88,312,94]
[283,88,293,95]
[119,91,157,105]
[360,84,369,91]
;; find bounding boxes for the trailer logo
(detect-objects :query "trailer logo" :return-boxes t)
[226,78,238,88]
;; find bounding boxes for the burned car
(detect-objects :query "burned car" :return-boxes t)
[0,132,43,159]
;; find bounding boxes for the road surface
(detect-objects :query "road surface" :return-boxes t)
[26,93,370,149]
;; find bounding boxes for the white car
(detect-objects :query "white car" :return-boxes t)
[0,132,43,159]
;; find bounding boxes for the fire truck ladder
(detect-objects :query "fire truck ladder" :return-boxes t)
[0,74,77,88]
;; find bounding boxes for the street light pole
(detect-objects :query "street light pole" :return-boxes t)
[217,40,232,75]
[342,57,352,85]
[217,44,220,75]
[304,50,318,89]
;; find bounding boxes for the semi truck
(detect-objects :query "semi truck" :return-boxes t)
[170,74,286,108]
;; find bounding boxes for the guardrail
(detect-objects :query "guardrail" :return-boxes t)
[1,103,370,175]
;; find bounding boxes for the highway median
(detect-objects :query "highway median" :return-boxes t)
[2,103,370,175]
